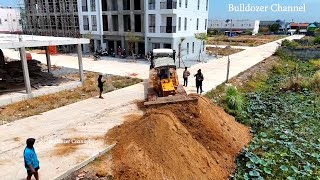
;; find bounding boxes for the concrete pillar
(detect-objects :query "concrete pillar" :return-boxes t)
[45,46,52,73]
[77,44,85,83]
[114,40,117,53]
[19,47,32,94]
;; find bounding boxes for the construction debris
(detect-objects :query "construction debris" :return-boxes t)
[106,95,252,180]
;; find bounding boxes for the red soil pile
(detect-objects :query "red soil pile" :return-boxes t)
[106,95,252,180]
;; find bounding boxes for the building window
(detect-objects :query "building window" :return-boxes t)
[134,0,141,10]
[91,15,97,31]
[82,0,88,11]
[203,41,205,51]
[83,15,89,30]
[184,17,187,31]
[123,0,130,10]
[148,0,155,10]
[178,17,181,31]
[149,14,155,33]
[123,15,131,31]
[4,19,7,22]
[111,0,118,10]
[179,0,181,7]
[102,0,108,11]
[91,0,96,11]
[192,42,195,53]
[112,15,118,31]
[0,19,2,24]
[187,43,189,54]
[134,15,141,32]
[103,15,108,31]
[197,0,200,10]
[185,0,188,8]
[196,18,199,30]
[205,19,207,30]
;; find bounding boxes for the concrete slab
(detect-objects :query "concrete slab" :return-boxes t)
[0,81,82,107]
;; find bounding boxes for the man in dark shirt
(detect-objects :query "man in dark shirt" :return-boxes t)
[194,69,204,94]
[98,75,105,99]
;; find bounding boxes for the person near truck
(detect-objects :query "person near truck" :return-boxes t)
[194,69,204,94]
[98,75,106,99]
[24,138,39,180]
[183,67,190,87]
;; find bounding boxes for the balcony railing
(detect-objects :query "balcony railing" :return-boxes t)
[149,3,155,10]
[160,26,176,33]
[149,26,155,33]
[160,1,177,9]
[83,25,89,30]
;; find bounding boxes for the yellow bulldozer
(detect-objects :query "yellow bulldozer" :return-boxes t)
[144,49,197,106]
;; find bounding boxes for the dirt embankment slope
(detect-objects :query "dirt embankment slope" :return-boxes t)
[106,95,252,180]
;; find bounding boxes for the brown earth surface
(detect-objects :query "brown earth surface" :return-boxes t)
[106,95,252,180]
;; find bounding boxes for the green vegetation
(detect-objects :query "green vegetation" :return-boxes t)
[281,39,300,48]
[225,86,244,111]
[314,36,320,45]
[206,49,320,179]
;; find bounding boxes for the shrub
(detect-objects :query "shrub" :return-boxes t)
[310,59,320,69]
[281,39,300,48]
[282,74,311,92]
[310,71,320,91]
[225,86,243,111]
[313,36,320,45]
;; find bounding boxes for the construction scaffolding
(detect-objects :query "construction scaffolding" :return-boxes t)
[23,0,80,52]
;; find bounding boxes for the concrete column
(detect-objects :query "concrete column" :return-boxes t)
[114,41,117,53]
[45,46,52,73]
[19,47,32,94]
[77,44,85,83]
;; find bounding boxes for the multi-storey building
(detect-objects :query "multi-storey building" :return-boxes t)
[78,0,145,54]
[23,0,80,52]
[78,0,209,60]
[0,6,23,34]
[208,19,260,35]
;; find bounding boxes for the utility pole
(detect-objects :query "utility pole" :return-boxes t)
[226,19,232,83]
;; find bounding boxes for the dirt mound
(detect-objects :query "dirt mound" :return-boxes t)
[106,95,252,180]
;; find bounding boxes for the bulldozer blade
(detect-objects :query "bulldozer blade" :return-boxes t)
[144,95,198,106]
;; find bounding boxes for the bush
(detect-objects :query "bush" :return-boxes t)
[225,86,243,111]
[310,59,320,69]
[310,71,320,91]
[281,39,300,48]
[313,36,320,45]
[282,74,311,92]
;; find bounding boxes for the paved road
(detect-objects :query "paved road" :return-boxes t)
[0,35,303,180]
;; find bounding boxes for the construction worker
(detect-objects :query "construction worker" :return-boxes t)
[98,75,106,99]
[194,69,204,94]
[24,138,39,180]
[183,67,190,87]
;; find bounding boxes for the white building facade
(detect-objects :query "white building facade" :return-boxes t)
[0,7,23,34]
[145,0,209,60]
[77,0,209,60]
[208,19,260,35]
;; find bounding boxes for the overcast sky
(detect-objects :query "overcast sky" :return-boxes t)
[0,0,318,22]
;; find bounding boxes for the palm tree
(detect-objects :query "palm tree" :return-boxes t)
[195,33,208,62]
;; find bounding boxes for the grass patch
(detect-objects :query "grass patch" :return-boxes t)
[208,35,286,47]
[0,72,142,123]
[207,49,320,179]
[206,47,244,56]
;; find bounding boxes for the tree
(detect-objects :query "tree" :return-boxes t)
[259,27,270,33]
[270,23,280,33]
[82,32,94,55]
[178,37,186,68]
[195,33,208,62]
[126,32,141,60]
[314,22,319,27]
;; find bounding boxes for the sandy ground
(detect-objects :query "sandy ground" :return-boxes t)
[0,35,304,180]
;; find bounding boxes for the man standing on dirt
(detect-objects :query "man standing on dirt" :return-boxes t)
[98,75,106,99]
[194,69,204,94]
[183,67,190,87]
[24,138,39,180]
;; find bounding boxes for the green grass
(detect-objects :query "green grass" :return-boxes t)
[207,49,320,179]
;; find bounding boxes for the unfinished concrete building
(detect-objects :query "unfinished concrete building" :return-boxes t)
[23,0,80,52]
[78,0,145,54]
